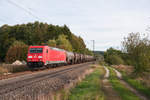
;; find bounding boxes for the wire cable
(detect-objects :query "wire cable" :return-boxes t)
[6,0,42,21]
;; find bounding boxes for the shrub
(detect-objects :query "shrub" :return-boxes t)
[104,47,124,65]
[108,55,124,65]
[0,67,8,75]
[0,64,29,73]
[5,41,28,63]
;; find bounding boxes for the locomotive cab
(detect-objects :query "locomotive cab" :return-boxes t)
[27,46,67,68]
[27,46,45,68]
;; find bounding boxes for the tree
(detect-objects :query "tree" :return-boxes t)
[0,22,91,61]
[56,35,73,51]
[122,33,150,73]
[47,39,57,47]
[5,41,28,63]
[104,47,123,65]
[108,55,124,65]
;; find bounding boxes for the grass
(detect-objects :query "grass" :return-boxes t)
[66,66,105,100]
[122,72,150,98]
[114,67,150,98]
[108,67,140,100]
[0,64,29,75]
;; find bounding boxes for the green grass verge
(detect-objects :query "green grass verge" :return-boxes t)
[67,66,104,100]
[108,67,140,100]
[122,72,150,98]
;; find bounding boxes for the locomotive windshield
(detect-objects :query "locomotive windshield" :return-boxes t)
[29,48,43,53]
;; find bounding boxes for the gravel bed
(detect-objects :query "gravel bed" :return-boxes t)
[0,62,92,100]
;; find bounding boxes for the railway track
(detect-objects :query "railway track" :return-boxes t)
[0,70,32,80]
[0,62,92,100]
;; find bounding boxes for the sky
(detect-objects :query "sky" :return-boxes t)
[0,0,150,51]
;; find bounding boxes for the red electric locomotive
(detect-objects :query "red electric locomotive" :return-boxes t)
[27,46,66,68]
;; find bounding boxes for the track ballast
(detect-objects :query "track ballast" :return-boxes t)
[0,62,93,100]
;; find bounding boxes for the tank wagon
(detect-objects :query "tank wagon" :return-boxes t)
[27,46,94,68]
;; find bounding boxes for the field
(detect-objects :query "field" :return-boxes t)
[112,65,150,99]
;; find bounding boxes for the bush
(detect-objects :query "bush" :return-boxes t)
[108,55,124,65]
[0,64,29,74]
[0,66,8,75]
[5,41,28,63]
[99,61,105,65]
[104,47,123,65]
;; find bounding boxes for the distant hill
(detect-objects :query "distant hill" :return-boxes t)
[94,51,105,56]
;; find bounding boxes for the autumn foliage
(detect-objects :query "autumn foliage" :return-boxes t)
[0,22,92,62]
[5,41,28,63]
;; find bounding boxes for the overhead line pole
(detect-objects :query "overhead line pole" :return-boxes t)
[91,40,95,56]
[91,40,95,63]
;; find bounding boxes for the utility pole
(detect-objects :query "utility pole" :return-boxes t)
[91,40,95,57]
[91,40,95,63]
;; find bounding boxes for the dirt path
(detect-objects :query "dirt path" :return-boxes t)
[102,66,121,100]
[103,66,109,78]
[113,68,148,100]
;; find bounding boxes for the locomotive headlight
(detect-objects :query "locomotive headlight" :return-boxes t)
[28,56,32,58]
[38,56,43,58]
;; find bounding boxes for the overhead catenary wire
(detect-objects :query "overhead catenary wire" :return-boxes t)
[6,0,42,21]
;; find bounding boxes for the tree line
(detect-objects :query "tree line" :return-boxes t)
[0,21,93,63]
[104,33,150,74]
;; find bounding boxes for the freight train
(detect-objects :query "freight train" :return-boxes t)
[27,46,94,68]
